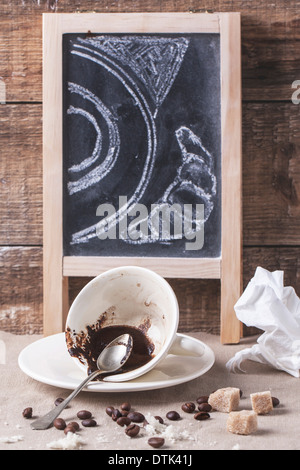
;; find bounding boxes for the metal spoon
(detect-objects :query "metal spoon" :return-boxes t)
[30,333,133,430]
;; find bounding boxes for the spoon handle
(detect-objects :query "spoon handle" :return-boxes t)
[30,369,103,430]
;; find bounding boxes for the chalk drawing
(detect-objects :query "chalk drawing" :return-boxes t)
[67,82,120,195]
[163,126,216,222]
[78,35,189,116]
[64,35,217,248]
[68,40,157,244]
[67,106,103,173]
[125,126,216,245]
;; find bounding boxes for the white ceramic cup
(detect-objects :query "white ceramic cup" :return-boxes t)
[65,266,183,382]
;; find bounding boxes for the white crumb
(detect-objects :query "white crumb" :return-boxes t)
[0,435,24,443]
[46,431,86,450]
[144,414,195,444]
[232,443,241,450]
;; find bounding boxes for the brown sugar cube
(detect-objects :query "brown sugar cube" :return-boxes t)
[208,387,240,413]
[250,391,273,415]
[227,410,258,435]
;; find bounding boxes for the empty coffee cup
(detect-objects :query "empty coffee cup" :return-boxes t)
[65,266,181,382]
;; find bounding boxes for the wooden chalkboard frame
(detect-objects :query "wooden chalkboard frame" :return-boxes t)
[43,12,242,343]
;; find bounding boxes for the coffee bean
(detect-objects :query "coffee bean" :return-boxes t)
[53,418,66,430]
[194,411,210,421]
[196,396,209,405]
[112,409,122,421]
[120,402,131,412]
[154,416,164,424]
[198,403,212,413]
[105,406,115,417]
[166,411,180,421]
[125,423,140,437]
[181,402,195,413]
[148,437,165,449]
[116,416,132,427]
[77,410,92,420]
[127,411,145,423]
[272,397,280,408]
[68,421,80,431]
[82,418,97,427]
[64,424,77,434]
[22,407,33,419]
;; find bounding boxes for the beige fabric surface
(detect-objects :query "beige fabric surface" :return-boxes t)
[0,330,297,451]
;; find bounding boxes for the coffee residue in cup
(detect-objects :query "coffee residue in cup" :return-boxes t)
[66,323,155,377]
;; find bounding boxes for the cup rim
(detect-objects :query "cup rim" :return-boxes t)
[65,265,179,382]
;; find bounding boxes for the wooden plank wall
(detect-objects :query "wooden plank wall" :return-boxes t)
[1,0,300,336]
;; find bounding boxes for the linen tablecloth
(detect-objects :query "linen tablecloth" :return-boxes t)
[0,330,296,450]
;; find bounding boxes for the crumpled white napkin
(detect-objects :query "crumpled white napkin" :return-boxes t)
[226,267,300,378]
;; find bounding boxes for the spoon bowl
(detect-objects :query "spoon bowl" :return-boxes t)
[31,334,133,430]
[97,333,133,373]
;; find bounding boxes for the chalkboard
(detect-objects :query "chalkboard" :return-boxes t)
[43,13,242,343]
[62,33,221,258]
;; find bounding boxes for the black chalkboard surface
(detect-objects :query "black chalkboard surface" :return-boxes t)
[63,33,221,258]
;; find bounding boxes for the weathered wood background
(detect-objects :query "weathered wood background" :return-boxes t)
[1,0,300,336]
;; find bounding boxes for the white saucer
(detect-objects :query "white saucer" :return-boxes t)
[18,333,214,393]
